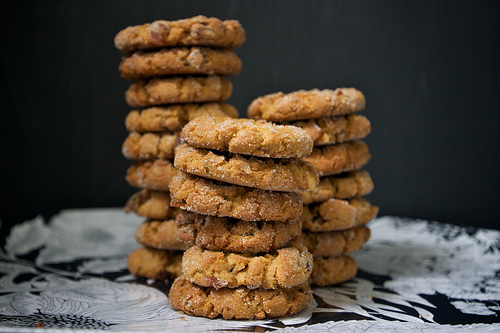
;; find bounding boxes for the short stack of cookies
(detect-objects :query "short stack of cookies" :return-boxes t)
[113,16,246,281]
[167,116,320,320]
[248,88,379,286]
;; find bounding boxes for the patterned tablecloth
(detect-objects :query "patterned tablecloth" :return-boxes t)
[0,208,499,332]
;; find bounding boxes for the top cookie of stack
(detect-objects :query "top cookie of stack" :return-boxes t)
[114,16,245,282]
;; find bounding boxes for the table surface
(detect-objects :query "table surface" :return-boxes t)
[0,208,499,332]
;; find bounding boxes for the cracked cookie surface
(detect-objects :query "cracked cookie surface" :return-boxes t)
[309,255,357,286]
[134,219,190,251]
[127,247,183,280]
[125,188,180,220]
[122,132,179,160]
[126,159,179,191]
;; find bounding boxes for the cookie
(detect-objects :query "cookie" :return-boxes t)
[122,132,179,160]
[285,114,371,146]
[126,159,179,191]
[127,247,183,280]
[299,225,371,257]
[125,103,238,133]
[182,243,312,290]
[124,188,180,220]
[174,143,318,192]
[298,170,374,205]
[247,88,366,122]
[168,277,312,320]
[119,47,242,79]
[301,197,379,232]
[175,210,301,253]
[125,76,232,108]
[302,140,371,177]
[309,255,357,286]
[180,116,313,158]
[169,171,303,222]
[114,16,246,54]
[134,219,190,251]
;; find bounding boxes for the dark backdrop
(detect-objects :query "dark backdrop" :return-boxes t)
[1,0,499,231]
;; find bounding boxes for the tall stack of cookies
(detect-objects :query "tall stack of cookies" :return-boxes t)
[113,16,246,281]
[167,116,319,319]
[248,88,379,286]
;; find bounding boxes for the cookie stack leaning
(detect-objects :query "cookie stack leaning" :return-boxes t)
[167,116,319,320]
[248,88,379,286]
[113,16,246,282]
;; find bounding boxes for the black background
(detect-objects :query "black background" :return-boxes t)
[1,0,499,231]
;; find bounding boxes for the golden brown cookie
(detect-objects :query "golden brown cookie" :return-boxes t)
[134,219,190,251]
[299,225,371,257]
[127,247,183,280]
[125,103,238,133]
[180,116,313,158]
[301,197,378,232]
[298,170,374,205]
[168,277,312,320]
[309,255,357,286]
[122,132,179,160]
[247,88,366,122]
[125,76,232,108]
[182,243,312,290]
[302,140,371,177]
[124,188,180,220]
[175,210,301,253]
[174,143,318,192]
[126,159,179,191]
[119,47,242,79]
[169,171,303,222]
[114,16,246,54]
[286,114,371,146]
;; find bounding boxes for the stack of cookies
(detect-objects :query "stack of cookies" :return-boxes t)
[167,116,320,320]
[113,16,246,281]
[248,88,379,286]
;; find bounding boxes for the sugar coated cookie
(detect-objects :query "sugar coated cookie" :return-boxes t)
[168,277,312,320]
[134,219,190,251]
[122,132,179,160]
[124,188,180,220]
[175,210,301,253]
[119,47,242,79]
[302,140,371,176]
[182,243,312,289]
[247,88,365,122]
[125,103,238,133]
[309,255,357,286]
[126,159,179,191]
[301,197,378,232]
[127,247,182,280]
[125,76,232,108]
[169,171,303,222]
[180,116,314,158]
[298,170,374,204]
[114,16,246,53]
[174,143,318,192]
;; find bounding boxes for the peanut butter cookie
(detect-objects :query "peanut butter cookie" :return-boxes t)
[299,225,371,257]
[134,219,190,251]
[169,171,303,222]
[122,132,179,160]
[301,197,378,232]
[114,16,246,53]
[247,88,365,122]
[119,47,242,79]
[302,140,371,176]
[180,116,313,158]
[125,103,238,133]
[168,277,312,320]
[126,159,179,191]
[309,255,357,286]
[298,170,374,204]
[286,114,371,146]
[124,188,180,220]
[175,210,301,253]
[125,76,232,108]
[174,143,318,192]
[127,247,182,280]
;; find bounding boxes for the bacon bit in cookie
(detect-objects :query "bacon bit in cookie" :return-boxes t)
[181,316,186,321]
[35,321,44,328]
